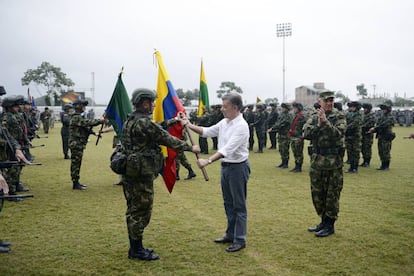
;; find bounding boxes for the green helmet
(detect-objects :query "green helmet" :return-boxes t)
[131,88,156,105]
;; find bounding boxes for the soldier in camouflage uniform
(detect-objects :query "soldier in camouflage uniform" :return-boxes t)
[60,104,73,159]
[40,107,51,134]
[253,103,266,153]
[368,103,395,170]
[303,91,346,238]
[244,104,255,150]
[69,99,107,190]
[360,103,376,167]
[344,101,362,173]
[122,88,199,261]
[210,105,223,150]
[269,103,293,168]
[288,102,306,172]
[266,103,279,149]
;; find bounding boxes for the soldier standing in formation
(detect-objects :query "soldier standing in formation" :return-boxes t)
[360,103,376,167]
[303,91,345,237]
[368,103,395,170]
[244,104,255,151]
[40,107,51,134]
[288,102,306,172]
[210,105,223,151]
[60,104,73,159]
[266,103,279,149]
[69,100,107,190]
[121,88,199,261]
[253,103,266,153]
[268,103,293,168]
[345,101,362,173]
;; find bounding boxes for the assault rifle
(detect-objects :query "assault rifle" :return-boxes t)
[0,194,34,199]
[0,161,42,169]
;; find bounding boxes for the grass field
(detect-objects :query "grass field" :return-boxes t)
[1,123,413,275]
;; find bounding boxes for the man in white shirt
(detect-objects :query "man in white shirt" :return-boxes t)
[179,92,250,252]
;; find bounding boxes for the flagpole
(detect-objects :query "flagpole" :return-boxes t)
[184,125,209,181]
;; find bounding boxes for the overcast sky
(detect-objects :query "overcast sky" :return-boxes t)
[1,0,413,105]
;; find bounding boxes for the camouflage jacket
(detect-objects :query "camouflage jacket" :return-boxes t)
[253,111,266,131]
[0,125,21,161]
[303,109,346,170]
[69,112,102,145]
[361,111,376,134]
[345,111,362,138]
[2,112,26,145]
[122,112,192,154]
[374,112,395,139]
[266,110,279,128]
[289,111,306,138]
[271,111,293,136]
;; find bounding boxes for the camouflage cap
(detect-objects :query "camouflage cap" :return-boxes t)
[333,102,343,110]
[64,104,73,110]
[379,103,391,111]
[247,104,254,109]
[15,95,25,105]
[319,91,335,100]
[269,102,277,107]
[0,86,6,96]
[256,103,265,110]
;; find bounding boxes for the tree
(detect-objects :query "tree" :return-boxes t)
[216,81,243,99]
[176,88,199,106]
[21,61,74,106]
[335,91,350,103]
[356,84,368,98]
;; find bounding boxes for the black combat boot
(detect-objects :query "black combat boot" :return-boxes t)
[376,161,389,170]
[280,160,288,169]
[383,161,390,170]
[64,154,70,159]
[16,182,29,192]
[315,217,335,237]
[308,216,326,232]
[128,237,159,261]
[73,181,87,190]
[184,168,196,180]
[290,163,302,172]
[360,158,370,167]
[176,168,180,180]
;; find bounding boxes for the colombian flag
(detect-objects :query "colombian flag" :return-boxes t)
[197,61,210,117]
[153,50,185,193]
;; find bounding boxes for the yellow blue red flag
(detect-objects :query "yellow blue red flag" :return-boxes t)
[153,50,186,193]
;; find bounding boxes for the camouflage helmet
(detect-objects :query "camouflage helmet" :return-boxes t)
[63,104,73,110]
[292,102,303,111]
[379,103,392,111]
[362,103,372,110]
[1,96,18,108]
[256,103,265,110]
[131,88,156,105]
[333,102,343,111]
[281,103,291,110]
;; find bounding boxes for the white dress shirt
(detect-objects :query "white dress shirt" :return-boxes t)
[202,113,249,163]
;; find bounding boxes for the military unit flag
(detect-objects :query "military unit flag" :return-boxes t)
[197,61,210,117]
[105,72,133,142]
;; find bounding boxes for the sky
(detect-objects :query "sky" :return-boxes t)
[1,0,413,105]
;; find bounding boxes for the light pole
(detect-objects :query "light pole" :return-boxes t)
[276,23,292,103]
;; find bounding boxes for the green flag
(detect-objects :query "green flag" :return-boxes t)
[198,61,210,117]
[105,72,132,142]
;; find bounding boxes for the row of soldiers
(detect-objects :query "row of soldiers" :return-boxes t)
[0,92,40,201]
[240,100,395,173]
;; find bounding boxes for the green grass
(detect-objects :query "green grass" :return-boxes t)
[1,123,413,275]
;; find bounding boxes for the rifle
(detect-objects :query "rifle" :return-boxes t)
[0,194,34,199]
[403,136,413,139]
[0,161,42,169]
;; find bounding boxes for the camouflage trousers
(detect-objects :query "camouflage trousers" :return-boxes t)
[255,129,266,151]
[345,137,361,165]
[122,176,154,240]
[290,137,304,164]
[278,135,290,162]
[309,167,343,219]
[61,134,70,156]
[268,131,277,148]
[69,142,85,182]
[4,166,21,193]
[361,135,374,161]
[176,151,191,170]
[248,127,254,149]
[378,138,392,162]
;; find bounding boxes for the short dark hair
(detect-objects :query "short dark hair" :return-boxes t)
[222,93,243,111]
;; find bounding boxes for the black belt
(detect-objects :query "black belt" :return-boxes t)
[221,160,247,167]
